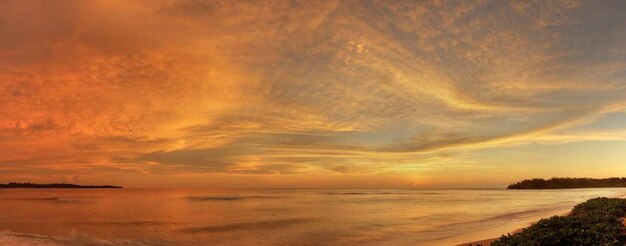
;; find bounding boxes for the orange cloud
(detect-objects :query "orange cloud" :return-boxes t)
[1,0,626,187]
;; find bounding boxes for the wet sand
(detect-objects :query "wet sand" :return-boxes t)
[458,228,523,246]
[460,238,497,246]
[458,213,571,246]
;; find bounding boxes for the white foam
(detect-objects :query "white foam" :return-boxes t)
[0,231,61,246]
[0,231,161,246]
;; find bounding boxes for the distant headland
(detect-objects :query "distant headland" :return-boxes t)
[0,182,122,189]
[507,177,626,189]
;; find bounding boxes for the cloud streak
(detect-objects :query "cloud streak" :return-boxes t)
[1,0,626,187]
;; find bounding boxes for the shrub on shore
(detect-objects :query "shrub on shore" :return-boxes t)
[491,197,626,246]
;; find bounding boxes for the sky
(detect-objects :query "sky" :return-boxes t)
[1,0,626,188]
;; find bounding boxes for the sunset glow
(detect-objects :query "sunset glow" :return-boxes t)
[2,0,626,188]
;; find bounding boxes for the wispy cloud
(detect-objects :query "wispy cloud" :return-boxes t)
[1,0,626,187]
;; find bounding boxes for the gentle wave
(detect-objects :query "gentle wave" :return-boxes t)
[0,231,60,246]
[489,209,545,220]
[443,205,569,229]
[0,230,167,246]
[20,197,61,201]
[15,197,91,204]
[324,192,443,195]
[187,195,281,201]
[325,192,395,195]
[69,221,172,226]
[181,218,317,233]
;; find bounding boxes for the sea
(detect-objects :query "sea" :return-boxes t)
[0,188,625,246]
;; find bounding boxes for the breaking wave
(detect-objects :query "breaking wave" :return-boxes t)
[0,230,167,246]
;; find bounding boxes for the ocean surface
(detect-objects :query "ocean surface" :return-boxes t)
[0,188,625,246]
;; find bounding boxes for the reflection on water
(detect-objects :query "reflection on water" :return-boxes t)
[0,188,624,245]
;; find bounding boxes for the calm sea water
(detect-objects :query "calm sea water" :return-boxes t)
[0,188,625,246]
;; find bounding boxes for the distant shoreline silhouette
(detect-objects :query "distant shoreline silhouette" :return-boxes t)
[0,182,122,189]
[508,177,626,189]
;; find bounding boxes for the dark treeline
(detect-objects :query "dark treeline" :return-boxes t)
[507,177,626,189]
[0,182,122,188]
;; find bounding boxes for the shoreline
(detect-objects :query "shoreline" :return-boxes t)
[457,194,626,246]
[459,237,498,246]
[458,210,581,246]
[456,227,525,246]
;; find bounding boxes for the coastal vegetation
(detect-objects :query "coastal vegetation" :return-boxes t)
[0,182,122,188]
[491,197,626,246]
[507,177,626,189]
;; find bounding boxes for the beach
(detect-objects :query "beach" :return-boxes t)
[461,238,498,246]
[459,229,524,246]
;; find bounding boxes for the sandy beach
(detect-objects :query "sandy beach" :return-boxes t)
[458,228,523,246]
[460,238,498,246]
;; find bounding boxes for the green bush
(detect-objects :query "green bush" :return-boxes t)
[571,197,626,218]
[491,198,626,246]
